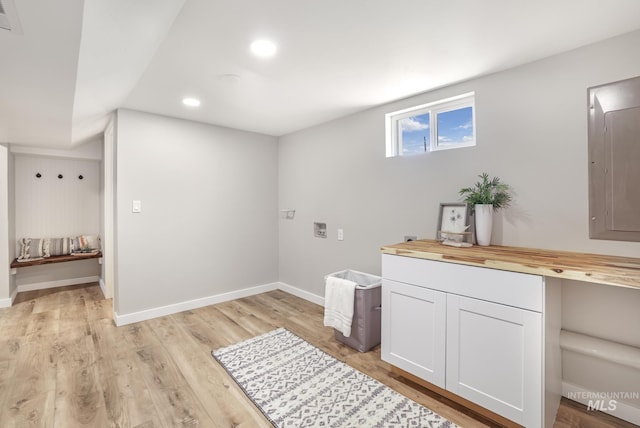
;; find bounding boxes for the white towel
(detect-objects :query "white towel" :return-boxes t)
[323,276,357,337]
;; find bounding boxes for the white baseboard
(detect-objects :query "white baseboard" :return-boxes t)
[0,298,10,308]
[563,381,640,426]
[0,288,20,308]
[114,282,281,326]
[98,278,108,299]
[277,281,324,306]
[113,281,325,327]
[16,276,100,293]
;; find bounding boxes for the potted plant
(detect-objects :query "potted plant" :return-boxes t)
[459,173,512,246]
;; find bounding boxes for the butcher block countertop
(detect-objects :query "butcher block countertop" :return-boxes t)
[381,240,640,290]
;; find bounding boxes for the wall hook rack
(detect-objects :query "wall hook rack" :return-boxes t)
[35,172,85,180]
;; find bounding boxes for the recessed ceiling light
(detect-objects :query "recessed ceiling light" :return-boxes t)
[250,40,277,57]
[182,97,201,107]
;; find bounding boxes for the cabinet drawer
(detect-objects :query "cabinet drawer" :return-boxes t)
[382,254,543,312]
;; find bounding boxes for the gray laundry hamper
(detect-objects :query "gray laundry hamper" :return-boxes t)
[325,269,382,352]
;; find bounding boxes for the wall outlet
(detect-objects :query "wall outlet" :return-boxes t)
[404,235,417,242]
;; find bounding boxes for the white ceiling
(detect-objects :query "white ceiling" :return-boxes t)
[2,0,640,149]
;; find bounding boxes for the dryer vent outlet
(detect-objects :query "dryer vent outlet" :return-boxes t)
[314,222,327,238]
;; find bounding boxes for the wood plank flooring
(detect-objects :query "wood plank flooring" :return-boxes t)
[0,283,635,427]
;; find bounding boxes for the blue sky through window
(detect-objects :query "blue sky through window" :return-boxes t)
[437,106,473,146]
[400,106,473,154]
[400,113,430,155]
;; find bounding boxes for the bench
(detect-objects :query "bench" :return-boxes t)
[12,235,102,270]
[10,251,102,269]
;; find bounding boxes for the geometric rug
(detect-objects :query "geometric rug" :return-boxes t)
[212,328,458,427]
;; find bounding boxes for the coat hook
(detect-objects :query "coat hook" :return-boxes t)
[58,174,63,179]
[78,175,84,180]
[36,172,42,178]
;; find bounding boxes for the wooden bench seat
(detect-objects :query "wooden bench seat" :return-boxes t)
[10,251,103,268]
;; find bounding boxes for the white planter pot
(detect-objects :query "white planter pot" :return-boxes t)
[474,204,494,246]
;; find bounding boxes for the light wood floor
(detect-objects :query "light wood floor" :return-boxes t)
[0,283,635,427]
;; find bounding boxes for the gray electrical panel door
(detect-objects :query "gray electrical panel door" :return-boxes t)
[588,76,640,241]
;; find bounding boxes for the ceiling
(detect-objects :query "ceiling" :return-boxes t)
[2,0,640,149]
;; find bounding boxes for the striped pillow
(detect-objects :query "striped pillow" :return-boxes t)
[18,238,47,260]
[48,238,72,256]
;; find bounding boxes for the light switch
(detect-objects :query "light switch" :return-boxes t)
[132,200,142,213]
[337,228,344,241]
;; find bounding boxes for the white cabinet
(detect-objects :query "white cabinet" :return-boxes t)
[381,254,561,428]
[381,279,446,387]
[446,294,542,427]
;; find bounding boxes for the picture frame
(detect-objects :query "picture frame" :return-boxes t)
[436,203,470,240]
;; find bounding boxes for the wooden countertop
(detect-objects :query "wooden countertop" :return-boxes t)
[381,240,640,290]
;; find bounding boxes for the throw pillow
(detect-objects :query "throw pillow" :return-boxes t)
[72,234,100,252]
[18,238,47,260]
[48,237,72,256]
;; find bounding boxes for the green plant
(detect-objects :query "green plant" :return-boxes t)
[459,172,512,209]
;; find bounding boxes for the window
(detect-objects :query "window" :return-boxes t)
[385,93,475,157]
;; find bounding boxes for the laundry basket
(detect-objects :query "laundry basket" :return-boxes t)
[325,269,382,352]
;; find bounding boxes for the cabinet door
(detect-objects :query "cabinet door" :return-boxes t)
[446,294,542,427]
[381,279,446,388]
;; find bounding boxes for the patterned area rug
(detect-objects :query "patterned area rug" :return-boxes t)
[212,328,457,427]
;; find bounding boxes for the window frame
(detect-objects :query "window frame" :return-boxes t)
[385,92,476,157]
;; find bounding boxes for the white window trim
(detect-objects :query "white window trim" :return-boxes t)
[385,92,476,157]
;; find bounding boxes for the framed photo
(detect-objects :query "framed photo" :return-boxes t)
[437,203,470,239]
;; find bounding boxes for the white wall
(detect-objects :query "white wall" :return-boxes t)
[278,30,640,420]
[0,145,14,306]
[12,154,101,288]
[7,147,15,300]
[14,155,101,239]
[279,29,640,297]
[10,140,103,160]
[114,109,279,318]
[101,119,115,299]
